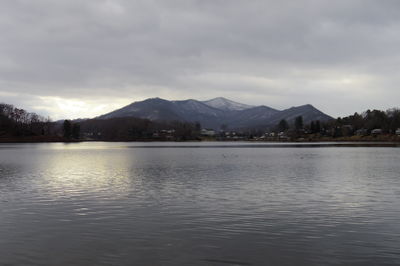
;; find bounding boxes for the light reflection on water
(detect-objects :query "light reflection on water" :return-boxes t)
[0,142,400,265]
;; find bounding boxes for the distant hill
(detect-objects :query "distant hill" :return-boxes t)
[98,97,333,130]
[267,104,332,126]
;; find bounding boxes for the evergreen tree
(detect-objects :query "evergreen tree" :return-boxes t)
[63,120,72,138]
[310,121,315,133]
[295,116,303,130]
[277,119,289,132]
[315,120,321,133]
[72,123,80,139]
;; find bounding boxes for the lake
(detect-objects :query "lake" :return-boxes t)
[1,142,400,265]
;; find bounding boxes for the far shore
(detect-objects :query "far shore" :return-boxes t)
[1,135,400,146]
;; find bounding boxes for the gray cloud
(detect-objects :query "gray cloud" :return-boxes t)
[1,0,400,119]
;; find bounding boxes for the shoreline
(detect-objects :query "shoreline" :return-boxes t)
[1,137,400,147]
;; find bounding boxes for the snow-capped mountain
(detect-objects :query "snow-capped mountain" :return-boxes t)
[202,97,254,111]
[98,97,333,129]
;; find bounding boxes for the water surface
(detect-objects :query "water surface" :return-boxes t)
[1,142,400,265]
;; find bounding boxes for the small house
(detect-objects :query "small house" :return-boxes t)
[201,129,216,137]
[371,129,383,135]
[355,128,368,136]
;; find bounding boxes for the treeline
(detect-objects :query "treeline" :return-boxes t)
[76,117,201,141]
[274,108,400,138]
[327,109,400,136]
[0,103,53,137]
[0,102,202,142]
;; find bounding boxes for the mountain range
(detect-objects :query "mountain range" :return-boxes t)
[98,97,333,130]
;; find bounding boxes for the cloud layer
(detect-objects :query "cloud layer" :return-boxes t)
[1,0,400,119]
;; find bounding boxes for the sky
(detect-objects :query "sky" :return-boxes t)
[1,0,400,120]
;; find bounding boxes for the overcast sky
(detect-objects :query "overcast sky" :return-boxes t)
[1,0,400,120]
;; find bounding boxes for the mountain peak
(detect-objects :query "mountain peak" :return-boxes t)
[202,97,254,111]
[144,97,167,102]
[208,97,229,101]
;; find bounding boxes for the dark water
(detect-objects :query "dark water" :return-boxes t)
[1,142,400,265]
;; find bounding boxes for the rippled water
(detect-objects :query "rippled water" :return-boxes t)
[1,142,400,265]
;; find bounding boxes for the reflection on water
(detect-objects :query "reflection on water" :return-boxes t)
[1,142,400,265]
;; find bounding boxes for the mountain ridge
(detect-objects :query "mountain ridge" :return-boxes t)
[98,97,333,130]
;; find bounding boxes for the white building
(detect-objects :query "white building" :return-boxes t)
[201,129,216,136]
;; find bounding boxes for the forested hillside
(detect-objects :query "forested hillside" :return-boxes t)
[0,103,53,138]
